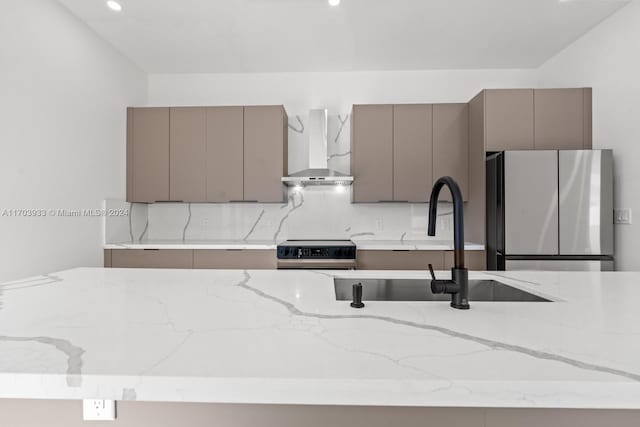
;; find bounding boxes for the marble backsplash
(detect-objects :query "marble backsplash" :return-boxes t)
[104,113,455,244]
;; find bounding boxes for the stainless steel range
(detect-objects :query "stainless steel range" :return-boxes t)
[276,240,357,270]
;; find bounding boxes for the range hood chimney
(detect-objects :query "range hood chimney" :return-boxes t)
[282,109,354,186]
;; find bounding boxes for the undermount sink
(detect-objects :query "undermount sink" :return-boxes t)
[334,278,551,303]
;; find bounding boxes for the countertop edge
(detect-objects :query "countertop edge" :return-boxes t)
[103,241,485,251]
[1,374,638,409]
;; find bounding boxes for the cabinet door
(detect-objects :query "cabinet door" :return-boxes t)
[206,107,244,202]
[244,106,287,203]
[111,249,193,269]
[485,89,534,151]
[193,250,276,269]
[534,89,586,150]
[352,105,394,202]
[170,107,206,202]
[356,250,445,270]
[104,250,112,268]
[444,251,485,271]
[393,105,433,202]
[129,108,170,203]
[433,103,469,201]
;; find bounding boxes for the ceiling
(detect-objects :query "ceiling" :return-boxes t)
[57,0,629,73]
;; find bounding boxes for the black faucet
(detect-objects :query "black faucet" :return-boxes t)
[427,176,470,310]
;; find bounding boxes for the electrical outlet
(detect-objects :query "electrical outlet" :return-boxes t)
[614,208,632,225]
[375,218,384,231]
[83,399,116,421]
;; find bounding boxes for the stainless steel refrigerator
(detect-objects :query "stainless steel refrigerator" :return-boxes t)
[486,150,614,271]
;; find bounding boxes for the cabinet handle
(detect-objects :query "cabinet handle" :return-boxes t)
[378,200,410,203]
[154,200,184,203]
[229,200,259,203]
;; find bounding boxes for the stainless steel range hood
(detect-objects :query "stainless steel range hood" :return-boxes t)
[282,109,354,186]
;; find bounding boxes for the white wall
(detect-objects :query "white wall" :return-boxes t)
[0,0,146,282]
[148,69,535,113]
[535,0,640,271]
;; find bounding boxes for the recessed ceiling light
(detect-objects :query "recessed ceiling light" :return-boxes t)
[107,1,122,12]
[328,0,340,6]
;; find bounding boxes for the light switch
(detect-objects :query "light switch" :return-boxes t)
[614,208,632,225]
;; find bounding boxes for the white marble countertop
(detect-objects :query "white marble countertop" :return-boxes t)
[103,240,484,251]
[1,268,639,408]
[104,240,278,250]
[353,240,484,251]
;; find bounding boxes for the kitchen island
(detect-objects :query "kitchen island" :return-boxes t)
[1,267,640,425]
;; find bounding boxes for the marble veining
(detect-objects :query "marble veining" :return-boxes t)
[182,203,192,241]
[128,202,135,242]
[0,274,63,292]
[272,191,305,242]
[238,270,640,382]
[334,114,349,144]
[288,116,304,134]
[243,210,266,241]
[2,268,640,407]
[0,335,84,386]
[327,150,351,161]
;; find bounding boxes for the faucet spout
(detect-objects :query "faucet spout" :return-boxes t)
[428,176,465,268]
[427,176,469,310]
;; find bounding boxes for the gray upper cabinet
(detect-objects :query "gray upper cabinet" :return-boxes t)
[351,105,394,203]
[170,107,207,202]
[534,88,592,150]
[393,104,433,203]
[206,107,244,202]
[433,103,469,201]
[128,107,170,203]
[128,105,287,203]
[243,106,288,203]
[485,89,535,151]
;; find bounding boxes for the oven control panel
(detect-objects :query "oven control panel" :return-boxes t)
[277,241,356,260]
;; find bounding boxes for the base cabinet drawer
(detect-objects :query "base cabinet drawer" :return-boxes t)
[357,250,445,270]
[193,250,276,270]
[111,249,193,269]
[444,251,486,271]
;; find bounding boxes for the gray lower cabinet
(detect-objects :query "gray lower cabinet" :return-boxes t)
[170,107,207,202]
[104,249,112,268]
[351,105,394,202]
[127,108,170,203]
[393,104,433,203]
[193,250,277,270]
[433,103,469,201]
[356,250,486,271]
[444,251,486,271]
[110,249,194,269]
[243,106,288,203]
[106,249,276,269]
[357,250,445,270]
